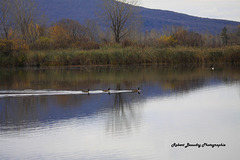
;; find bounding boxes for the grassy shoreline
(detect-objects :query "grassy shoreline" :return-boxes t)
[1,45,240,67]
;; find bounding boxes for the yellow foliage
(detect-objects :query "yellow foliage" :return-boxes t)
[36,24,40,31]
[0,39,14,54]
[12,39,29,51]
[8,28,18,40]
[30,37,53,50]
[49,25,70,48]
[0,39,29,55]
[158,35,177,47]
[28,22,40,43]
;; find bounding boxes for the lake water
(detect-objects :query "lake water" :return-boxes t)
[0,65,240,160]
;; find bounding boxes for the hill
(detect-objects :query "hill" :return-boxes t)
[37,0,240,34]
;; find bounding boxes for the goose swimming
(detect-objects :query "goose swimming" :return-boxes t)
[82,89,90,95]
[132,87,141,94]
[103,88,110,94]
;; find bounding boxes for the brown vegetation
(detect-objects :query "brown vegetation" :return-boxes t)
[0,0,240,66]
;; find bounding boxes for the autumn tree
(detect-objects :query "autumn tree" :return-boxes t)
[102,0,139,43]
[157,35,177,47]
[172,27,188,46]
[49,25,70,49]
[172,27,203,47]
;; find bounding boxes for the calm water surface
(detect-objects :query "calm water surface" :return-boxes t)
[0,65,240,160]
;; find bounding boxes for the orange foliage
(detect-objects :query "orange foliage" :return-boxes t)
[49,25,70,48]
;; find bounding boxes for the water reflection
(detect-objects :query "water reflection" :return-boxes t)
[0,65,239,131]
[0,65,240,159]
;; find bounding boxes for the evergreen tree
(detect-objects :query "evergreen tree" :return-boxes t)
[221,27,229,45]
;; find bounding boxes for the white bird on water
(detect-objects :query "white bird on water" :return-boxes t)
[212,67,214,70]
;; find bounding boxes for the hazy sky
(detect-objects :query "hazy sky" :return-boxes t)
[140,0,240,22]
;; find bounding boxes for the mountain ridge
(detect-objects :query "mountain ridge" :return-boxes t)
[37,0,240,34]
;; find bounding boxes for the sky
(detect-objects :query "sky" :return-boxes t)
[140,0,240,22]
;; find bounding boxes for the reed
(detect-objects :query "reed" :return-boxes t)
[0,45,240,67]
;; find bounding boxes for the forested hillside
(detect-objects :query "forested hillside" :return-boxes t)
[37,0,240,34]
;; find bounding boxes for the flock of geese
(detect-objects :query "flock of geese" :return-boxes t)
[82,87,141,95]
[82,67,215,95]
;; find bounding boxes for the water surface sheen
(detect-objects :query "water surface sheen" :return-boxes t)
[0,65,240,160]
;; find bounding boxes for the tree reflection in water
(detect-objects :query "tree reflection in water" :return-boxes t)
[105,84,142,135]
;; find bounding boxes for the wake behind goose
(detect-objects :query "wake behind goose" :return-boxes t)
[0,89,140,98]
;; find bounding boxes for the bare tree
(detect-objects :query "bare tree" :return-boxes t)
[102,0,139,43]
[13,0,38,42]
[0,0,12,39]
[56,18,88,42]
[85,19,102,43]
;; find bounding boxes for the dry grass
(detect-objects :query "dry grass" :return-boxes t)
[1,45,240,66]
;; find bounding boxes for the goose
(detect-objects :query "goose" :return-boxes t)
[82,89,90,95]
[132,87,140,94]
[103,88,111,94]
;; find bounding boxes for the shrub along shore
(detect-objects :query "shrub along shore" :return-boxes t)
[0,44,240,67]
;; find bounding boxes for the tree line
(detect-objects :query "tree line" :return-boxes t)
[1,0,240,56]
